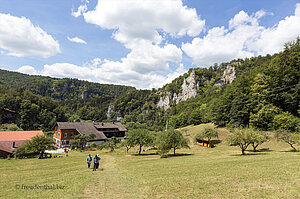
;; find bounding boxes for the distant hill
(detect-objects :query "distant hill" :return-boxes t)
[0,69,135,101]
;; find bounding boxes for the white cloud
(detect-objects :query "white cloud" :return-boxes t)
[183,4,300,67]
[16,65,38,75]
[15,59,187,89]
[82,0,205,45]
[248,3,300,55]
[0,13,60,58]
[71,4,87,18]
[67,36,87,44]
[70,0,203,85]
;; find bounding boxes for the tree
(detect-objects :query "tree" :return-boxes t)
[73,134,96,150]
[226,128,254,155]
[273,112,299,132]
[249,104,280,131]
[126,129,153,155]
[120,139,132,153]
[188,109,202,125]
[276,129,300,151]
[14,135,55,158]
[249,129,269,152]
[100,137,121,152]
[25,135,55,156]
[156,129,190,157]
[195,126,218,148]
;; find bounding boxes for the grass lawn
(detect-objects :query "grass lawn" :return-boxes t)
[0,124,299,199]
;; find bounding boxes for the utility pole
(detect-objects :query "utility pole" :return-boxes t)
[165,116,171,131]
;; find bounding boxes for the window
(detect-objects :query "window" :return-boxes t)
[66,140,69,144]
[58,132,60,137]
[70,133,74,137]
[64,133,68,138]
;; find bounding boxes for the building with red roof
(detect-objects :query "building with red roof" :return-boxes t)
[0,131,44,157]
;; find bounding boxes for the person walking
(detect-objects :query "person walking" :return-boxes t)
[87,154,92,169]
[93,154,100,171]
[64,148,68,157]
[96,154,101,169]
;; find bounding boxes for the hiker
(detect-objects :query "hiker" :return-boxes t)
[64,148,68,157]
[87,154,92,169]
[93,154,100,171]
[96,154,101,169]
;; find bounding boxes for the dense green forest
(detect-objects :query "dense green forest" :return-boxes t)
[0,39,299,132]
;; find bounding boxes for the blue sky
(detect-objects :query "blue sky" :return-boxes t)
[0,0,299,89]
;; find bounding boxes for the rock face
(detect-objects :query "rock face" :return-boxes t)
[215,64,236,87]
[106,103,114,119]
[157,70,198,111]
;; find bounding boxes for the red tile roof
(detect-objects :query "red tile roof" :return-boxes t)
[0,131,44,142]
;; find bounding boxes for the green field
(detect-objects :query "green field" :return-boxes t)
[0,124,299,199]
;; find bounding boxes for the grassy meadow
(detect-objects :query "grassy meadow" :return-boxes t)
[0,124,299,199]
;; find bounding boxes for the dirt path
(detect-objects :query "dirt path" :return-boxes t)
[83,154,130,199]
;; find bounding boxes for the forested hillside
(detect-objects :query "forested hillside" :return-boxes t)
[0,70,135,100]
[110,38,300,132]
[0,39,299,132]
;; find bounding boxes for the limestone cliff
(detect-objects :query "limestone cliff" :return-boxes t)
[157,70,198,111]
[215,64,236,87]
[157,65,236,111]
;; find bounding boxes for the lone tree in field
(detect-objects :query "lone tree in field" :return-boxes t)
[73,134,96,150]
[100,136,121,152]
[156,128,190,157]
[250,129,269,152]
[226,128,254,155]
[120,138,132,153]
[126,129,153,155]
[276,129,300,151]
[195,126,218,147]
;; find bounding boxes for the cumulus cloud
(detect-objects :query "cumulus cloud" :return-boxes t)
[0,13,60,58]
[16,60,187,89]
[183,4,300,67]
[248,3,300,55]
[67,36,87,44]
[16,65,38,75]
[72,0,203,75]
[82,0,205,45]
[71,4,87,18]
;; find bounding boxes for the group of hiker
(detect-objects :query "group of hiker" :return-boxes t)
[87,154,101,171]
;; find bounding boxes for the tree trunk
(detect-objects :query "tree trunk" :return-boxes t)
[139,145,142,155]
[242,147,245,155]
[288,143,297,151]
[173,147,176,156]
[252,143,259,152]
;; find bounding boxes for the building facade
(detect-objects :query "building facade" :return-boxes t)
[53,122,127,148]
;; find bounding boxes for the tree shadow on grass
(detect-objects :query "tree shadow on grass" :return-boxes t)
[162,153,193,158]
[131,152,159,156]
[230,152,269,156]
[248,148,273,153]
[279,149,299,153]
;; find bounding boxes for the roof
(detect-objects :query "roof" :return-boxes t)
[56,122,106,140]
[0,131,44,142]
[56,122,127,140]
[0,141,25,153]
[94,122,127,131]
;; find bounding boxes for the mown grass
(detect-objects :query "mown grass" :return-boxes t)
[0,124,299,199]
